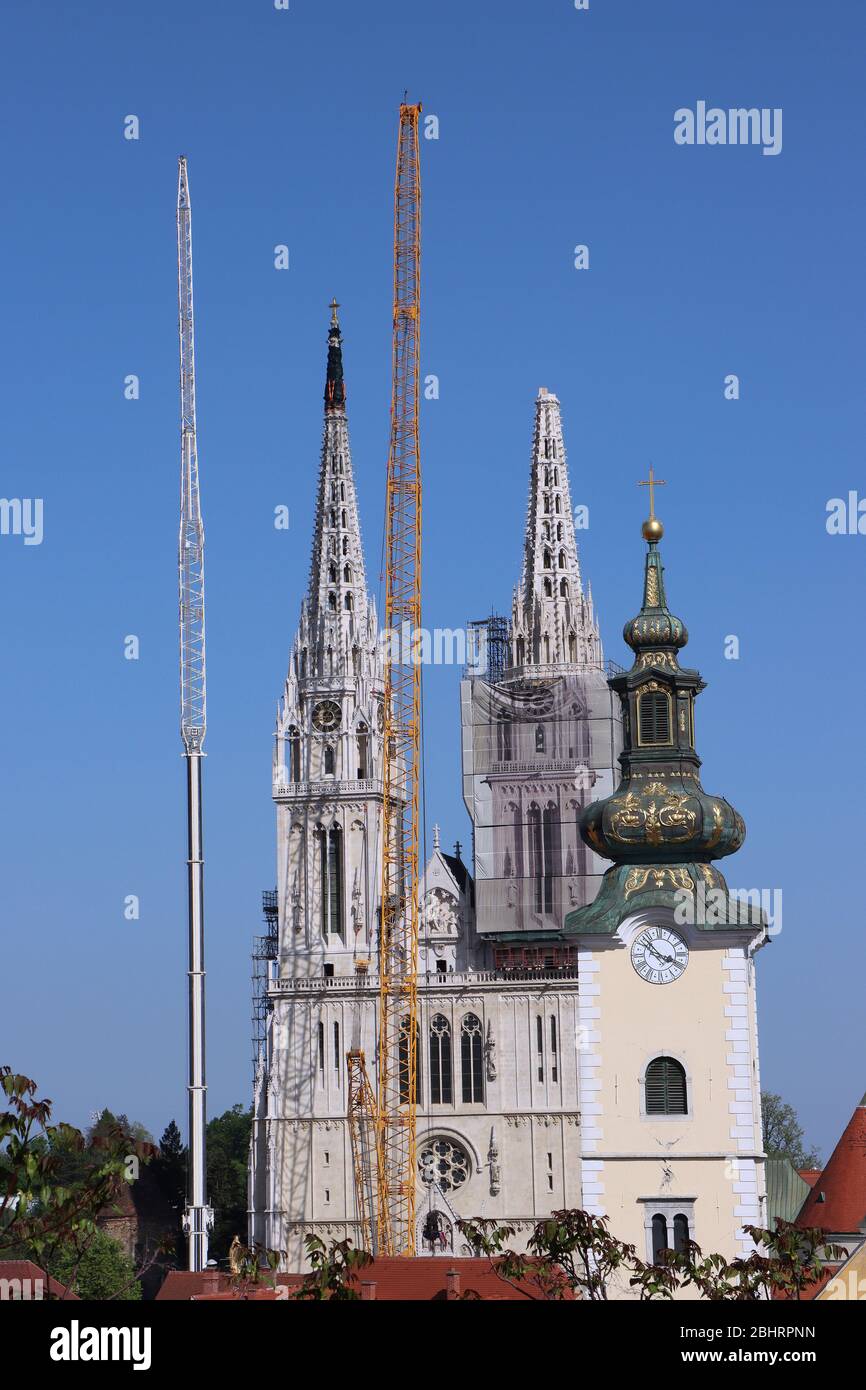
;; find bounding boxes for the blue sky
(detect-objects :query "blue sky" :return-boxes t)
[1,0,863,1162]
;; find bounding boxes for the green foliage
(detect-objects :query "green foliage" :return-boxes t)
[293,1235,373,1300]
[0,1067,155,1296]
[761,1092,821,1170]
[206,1104,252,1260]
[460,1208,842,1302]
[48,1228,141,1301]
[153,1119,186,1211]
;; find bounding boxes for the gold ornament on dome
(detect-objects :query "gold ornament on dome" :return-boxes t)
[624,865,692,898]
[609,784,697,845]
[645,567,660,606]
[705,803,724,849]
[638,650,678,670]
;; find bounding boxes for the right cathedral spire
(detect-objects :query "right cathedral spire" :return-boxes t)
[511,387,602,669]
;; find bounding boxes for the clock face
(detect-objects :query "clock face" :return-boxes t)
[630,927,689,984]
[312,700,341,733]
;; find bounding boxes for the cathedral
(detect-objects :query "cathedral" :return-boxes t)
[248,307,769,1285]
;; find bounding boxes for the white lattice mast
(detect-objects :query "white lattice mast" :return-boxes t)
[177,155,212,1272]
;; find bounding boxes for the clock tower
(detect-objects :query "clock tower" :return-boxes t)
[564,491,768,1282]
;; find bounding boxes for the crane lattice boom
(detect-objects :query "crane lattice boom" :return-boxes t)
[376,102,423,1258]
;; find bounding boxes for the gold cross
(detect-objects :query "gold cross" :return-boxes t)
[638,463,666,519]
[329,297,340,325]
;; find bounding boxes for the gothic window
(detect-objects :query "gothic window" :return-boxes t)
[544,520,551,539]
[333,1021,341,1083]
[288,726,301,782]
[555,496,561,514]
[556,522,562,540]
[554,466,559,484]
[543,634,551,662]
[329,509,336,527]
[543,549,552,568]
[340,483,345,501]
[328,591,337,611]
[516,637,525,666]
[356,723,369,778]
[552,442,557,459]
[352,645,360,676]
[326,645,334,675]
[324,744,335,776]
[535,725,545,752]
[543,494,550,514]
[649,1211,691,1260]
[330,482,337,501]
[317,825,343,938]
[329,563,337,583]
[638,689,672,746]
[568,630,576,660]
[560,579,569,597]
[429,1014,453,1104]
[542,804,558,913]
[536,1013,544,1081]
[544,438,551,459]
[343,564,352,583]
[645,1057,688,1115]
[543,578,552,597]
[558,551,566,568]
[550,1015,558,1083]
[317,1021,325,1082]
[345,593,353,611]
[342,536,348,555]
[497,718,512,762]
[300,648,307,677]
[341,509,347,527]
[398,1017,420,1105]
[460,1014,484,1103]
[419,1138,469,1192]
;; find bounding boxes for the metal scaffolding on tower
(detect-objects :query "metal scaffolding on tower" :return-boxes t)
[177,155,213,1272]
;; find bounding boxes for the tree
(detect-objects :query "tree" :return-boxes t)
[206,1104,253,1261]
[293,1235,373,1300]
[47,1228,141,1301]
[153,1120,186,1210]
[0,1068,154,1297]
[761,1092,821,1170]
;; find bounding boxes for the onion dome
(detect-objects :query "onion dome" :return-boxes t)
[564,491,757,936]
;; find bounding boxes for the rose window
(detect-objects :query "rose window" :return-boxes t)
[419,1138,470,1192]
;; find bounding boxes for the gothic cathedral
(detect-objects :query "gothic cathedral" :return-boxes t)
[248,309,768,1286]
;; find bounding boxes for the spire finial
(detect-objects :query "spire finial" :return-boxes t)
[329,296,340,326]
[638,463,666,542]
[432,823,440,850]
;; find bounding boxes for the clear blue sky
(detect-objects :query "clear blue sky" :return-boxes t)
[1,0,863,1163]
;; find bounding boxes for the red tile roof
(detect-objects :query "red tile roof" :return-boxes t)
[0,1260,79,1300]
[798,1092,866,1236]
[797,1169,822,1188]
[157,1257,566,1301]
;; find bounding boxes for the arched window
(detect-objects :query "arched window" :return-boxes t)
[568,631,576,660]
[651,1213,668,1261]
[323,744,335,776]
[429,1014,453,1104]
[356,723,368,778]
[329,509,336,527]
[558,550,566,568]
[543,578,552,597]
[560,578,569,597]
[343,564,352,583]
[535,725,545,752]
[555,495,561,514]
[340,483,345,501]
[328,591,337,611]
[345,593,353,611]
[342,536,348,555]
[543,550,552,569]
[287,726,301,782]
[497,718,512,762]
[300,648,307,678]
[645,1056,688,1115]
[460,1014,484,1102]
[556,522,563,540]
[543,494,550,514]
[317,825,343,938]
[341,509,347,527]
[673,1213,690,1253]
[399,1016,420,1106]
[516,636,525,666]
[638,689,672,745]
[328,563,337,583]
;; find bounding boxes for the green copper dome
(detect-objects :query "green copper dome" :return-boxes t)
[564,505,757,936]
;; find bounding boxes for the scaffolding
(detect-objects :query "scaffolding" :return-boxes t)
[467,612,510,684]
[251,888,279,1075]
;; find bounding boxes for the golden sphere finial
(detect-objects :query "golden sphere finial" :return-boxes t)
[642,516,664,543]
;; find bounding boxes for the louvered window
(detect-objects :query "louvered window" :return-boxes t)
[645,1056,687,1115]
[638,690,671,746]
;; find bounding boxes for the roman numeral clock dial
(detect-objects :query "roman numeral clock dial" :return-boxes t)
[630,927,689,984]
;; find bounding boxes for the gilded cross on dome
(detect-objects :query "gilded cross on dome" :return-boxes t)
[638,464,666,542]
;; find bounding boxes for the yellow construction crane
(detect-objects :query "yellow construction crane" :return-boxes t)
[346,101,422,1260]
